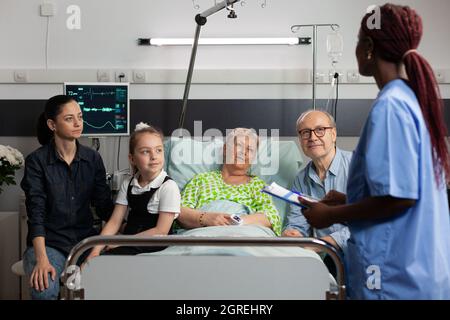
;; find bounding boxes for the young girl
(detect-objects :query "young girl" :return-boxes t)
[86,123,180,258]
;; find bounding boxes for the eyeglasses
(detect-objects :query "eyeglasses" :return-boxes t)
[298,127,334,139]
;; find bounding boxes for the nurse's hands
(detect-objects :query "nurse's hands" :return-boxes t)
[321,190,346,206]
[298,196,334,229]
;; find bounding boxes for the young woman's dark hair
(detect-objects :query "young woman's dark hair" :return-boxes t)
[361,3,450,184]
[36,95,76,145]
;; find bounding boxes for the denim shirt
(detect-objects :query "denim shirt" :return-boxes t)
[283,148,352,252]
[21,140,114,254]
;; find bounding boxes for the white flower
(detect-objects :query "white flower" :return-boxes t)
[0,145,24,169]
[0,145,24,166]
[0,145,7,158]
[8,146,24,166]
[0,145,24,193]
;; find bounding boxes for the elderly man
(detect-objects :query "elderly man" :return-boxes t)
[282,110,351,253]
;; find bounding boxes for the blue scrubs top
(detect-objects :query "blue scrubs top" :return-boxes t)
[346,79,450,299]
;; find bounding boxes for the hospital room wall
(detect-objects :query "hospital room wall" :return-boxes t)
[1,0,450,215]
[1,0,450,69]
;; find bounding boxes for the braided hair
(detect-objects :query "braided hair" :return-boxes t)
[361,3,450,184]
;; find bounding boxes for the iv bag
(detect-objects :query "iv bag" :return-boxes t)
[326,31,343,67]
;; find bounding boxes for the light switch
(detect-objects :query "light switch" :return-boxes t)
[97,70,111,82]
[133,70,146,83]
[40,3,55,17]
[347,70,360,83]
[14,71,28,83]
[310,70,327,83]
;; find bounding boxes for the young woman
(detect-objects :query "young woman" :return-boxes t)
[21,95,114,299]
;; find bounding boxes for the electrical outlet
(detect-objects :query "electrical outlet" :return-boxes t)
[434,69,445,83]
[40,3,55,17]
[346,69,360,83]
[115,70,129,83]
[14,70,28,83]
[133,70,146,83]
[328,69,344,83]
[97,70,111,82]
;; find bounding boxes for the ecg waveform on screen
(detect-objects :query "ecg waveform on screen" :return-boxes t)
[81,110,127,131]
[83,120,117,130]
[65,85,128,135]
[83,107,114,112]
[66,88,115,100]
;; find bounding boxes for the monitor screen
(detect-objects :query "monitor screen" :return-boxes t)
[64,82,130,136]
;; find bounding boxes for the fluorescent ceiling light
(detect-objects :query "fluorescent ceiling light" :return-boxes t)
[148,37,304,46]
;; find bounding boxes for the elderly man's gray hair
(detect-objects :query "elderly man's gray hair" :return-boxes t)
[296,110,336,129]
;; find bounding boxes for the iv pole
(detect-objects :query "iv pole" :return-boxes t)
[291,24,339,110]
[178,0,241,129]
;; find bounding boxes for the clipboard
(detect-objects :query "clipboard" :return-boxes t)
[261,182,319,209]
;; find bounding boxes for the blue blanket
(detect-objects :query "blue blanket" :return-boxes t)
[199,199,252,215]
[142,200,321,259]
[143,224,321,258]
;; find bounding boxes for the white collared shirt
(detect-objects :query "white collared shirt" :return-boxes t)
[115,169,180,218]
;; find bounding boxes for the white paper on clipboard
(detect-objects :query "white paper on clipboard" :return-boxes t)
[261,182,319,208]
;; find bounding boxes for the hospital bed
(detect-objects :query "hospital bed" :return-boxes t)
[61,235,345,300]
[60,137,346,300]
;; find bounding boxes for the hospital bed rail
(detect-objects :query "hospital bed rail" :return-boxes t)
[60,235,346,300]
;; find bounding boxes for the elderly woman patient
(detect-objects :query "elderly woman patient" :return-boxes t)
[177,128,282,235]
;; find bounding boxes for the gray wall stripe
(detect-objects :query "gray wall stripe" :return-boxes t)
[1,99,449,137]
